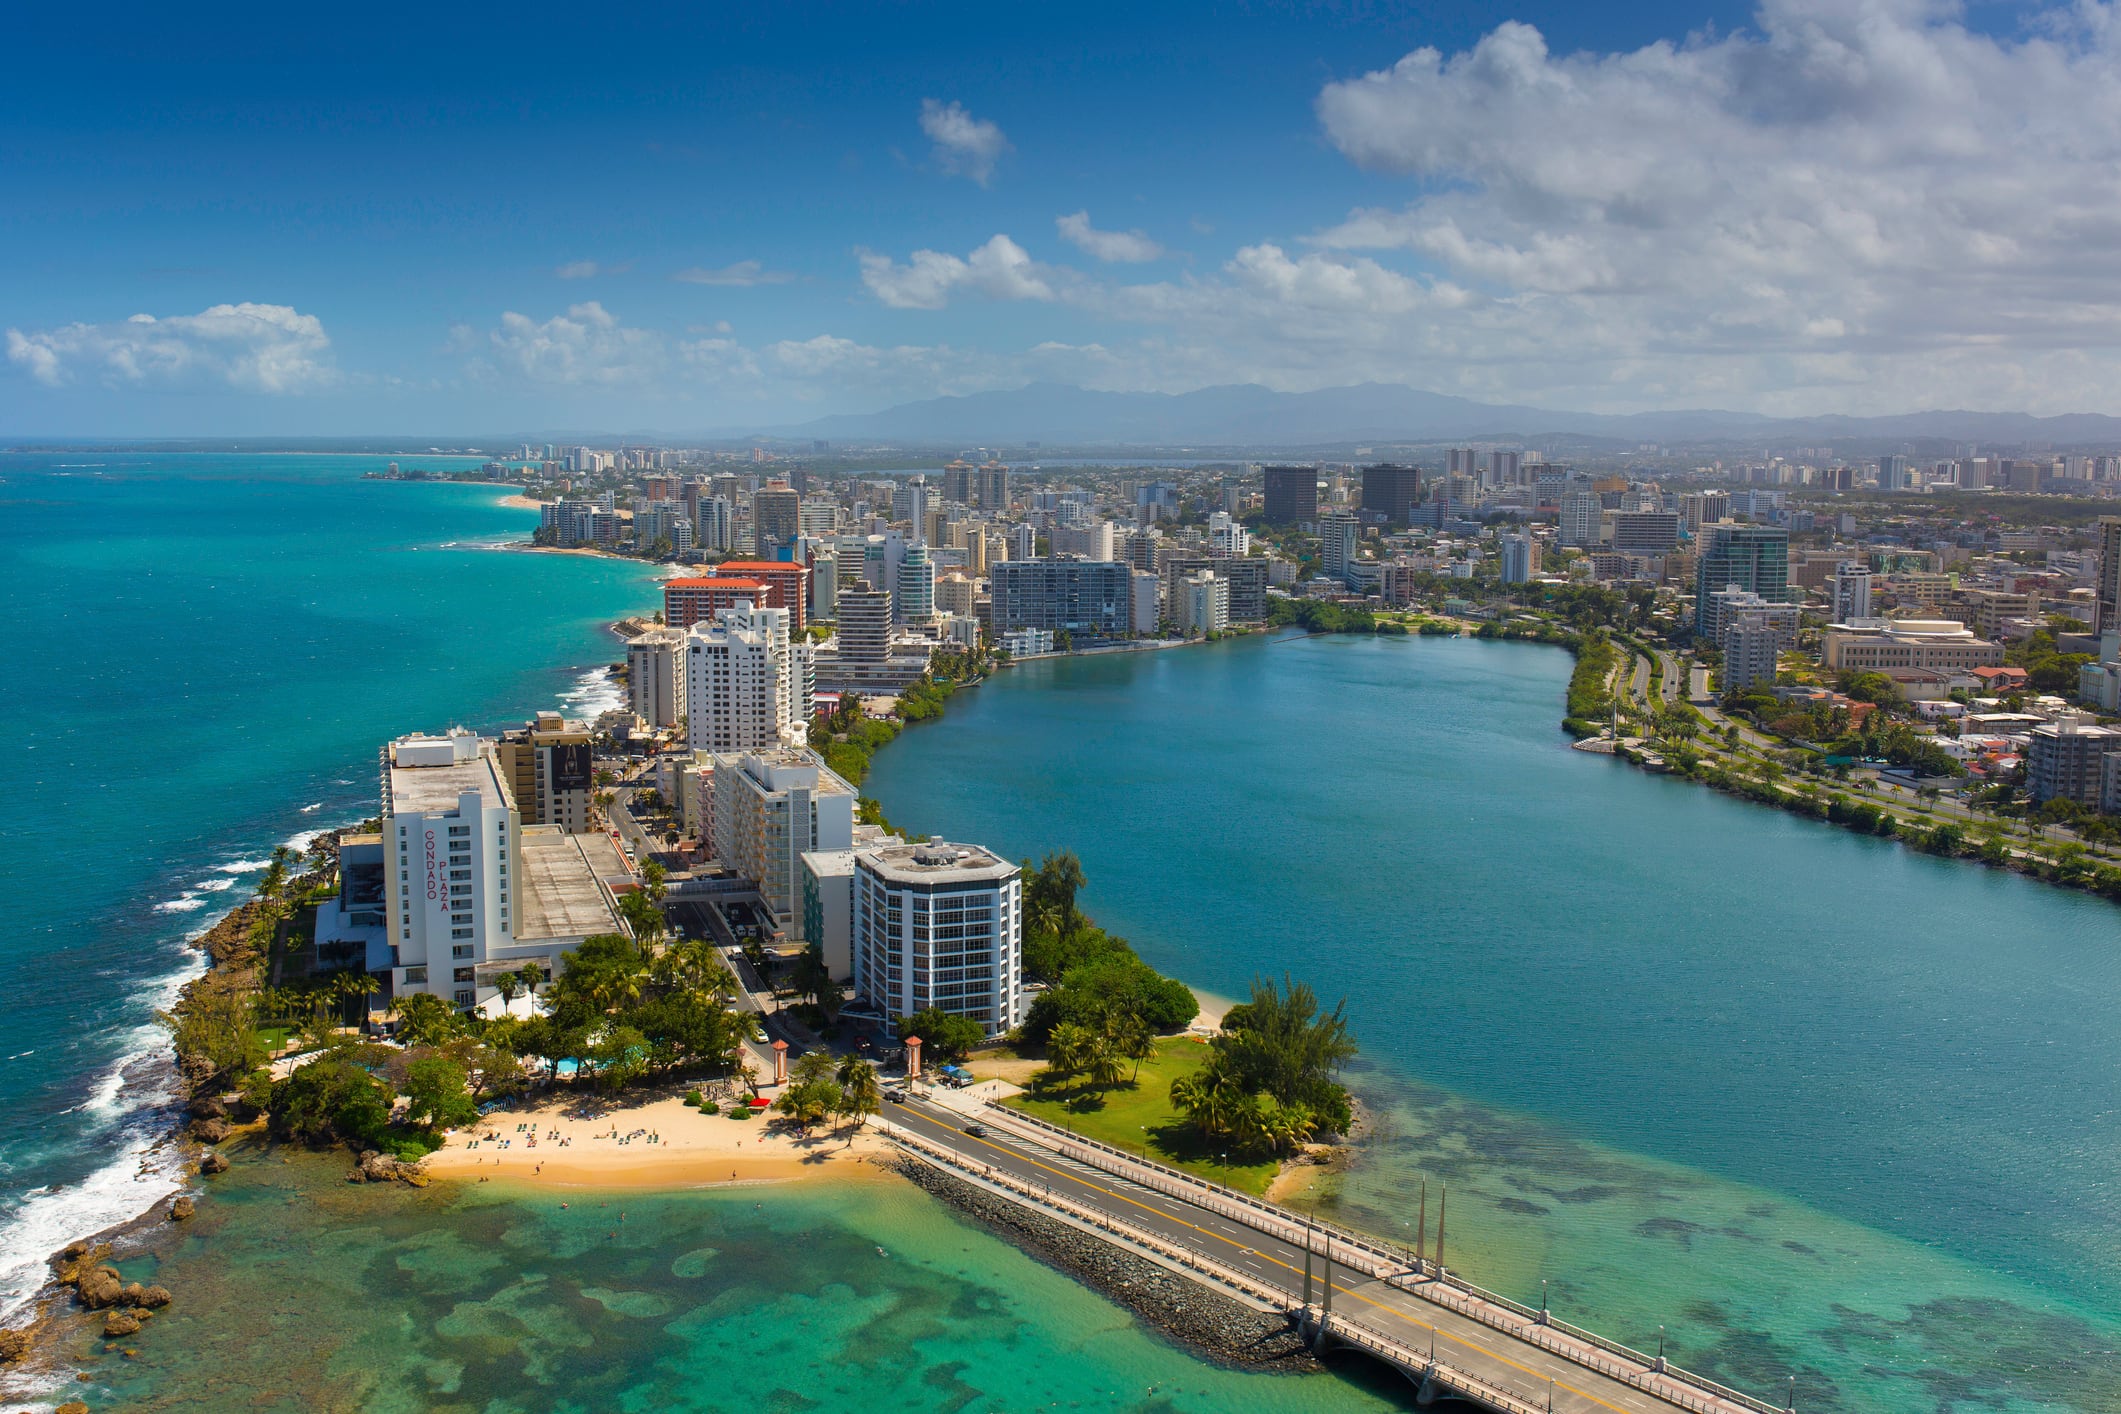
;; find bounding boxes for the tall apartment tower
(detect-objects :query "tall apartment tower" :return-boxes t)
[977,462,1010,511]
[896,542,936,622]
[684,602,810,754]
[1500,533,1539,584]
[494,712,594,834]
[1319,509,1360,585]
[1695,525,1791,633]
[835,584,894,668]
[1262,465,1319,526]
[626,628,686,729]
[695,495,735,553]
[2097,517,2121,634]
[752,483,802,558]
[382,731,518,1008]
[852,840,1024,1036]
[1832,563,1873,624]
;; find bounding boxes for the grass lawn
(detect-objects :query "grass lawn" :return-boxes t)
[1001,1036,1281,1195]
[254,1026,293,1054]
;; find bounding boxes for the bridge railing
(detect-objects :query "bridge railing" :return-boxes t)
[983,1102,1785,1414]
[886,1127,1561,1414]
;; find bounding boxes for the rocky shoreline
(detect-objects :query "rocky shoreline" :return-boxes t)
[889,1154,1323,1373]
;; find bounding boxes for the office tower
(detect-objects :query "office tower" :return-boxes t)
[684,602,810,754]
[1500,534,1539,584]
[1832,563,1873,624]
[1319,509,1360,585]
[752,483,802,557]
[851,840,1024,1035]
[834,584,893,669]
[896,542,936,622]
[1695,525,1791,632]
[494,711,595,834]
[1360,464,1422,524]
[1262,465,1319,525]
[1608,511,1680,555]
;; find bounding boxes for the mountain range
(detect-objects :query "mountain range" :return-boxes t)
[770,381,2121,450]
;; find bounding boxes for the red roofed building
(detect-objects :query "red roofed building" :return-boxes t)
[664,577,769,631]
[711,560,812,632]
[1971,665,2030,691]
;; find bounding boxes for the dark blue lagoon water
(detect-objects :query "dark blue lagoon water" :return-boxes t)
[0,453,660,1315]
[864,633,2121,1413]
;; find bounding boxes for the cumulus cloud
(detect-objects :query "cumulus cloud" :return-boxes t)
[1056,211,1165,263]
[673,260,793,287]
[6,302,334,393]
[481,302,666,385]
[919,98,1011,185]
[1296,0,2121,410]
[858,235,1060,309]
[555,260,602,279]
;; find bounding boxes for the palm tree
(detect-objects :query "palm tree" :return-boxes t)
[836,1055,881,1139]
[495,972,521,1011]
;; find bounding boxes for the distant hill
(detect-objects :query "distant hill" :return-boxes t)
[768,381,2121,449]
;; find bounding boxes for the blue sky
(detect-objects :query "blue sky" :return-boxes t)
[4,0,2109,436]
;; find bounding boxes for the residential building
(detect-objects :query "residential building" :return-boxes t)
[382,730,628,1012]
[1000,627,1055,656]
[1050,520,1115,560]
[684,601,810,754]
[1832,564,1873,625]
[797,497,840,538]
[2028,718,2121,805]
[934,572,977,619]
[896,542,936,623]
[1500,533,1539,585]
[976,461,1010,512]
[852,839,1024,1036]
[1263,465,1319,525]
[713,560,812,632]
[834,584,893,669]
[1176,570,1230,636]
[1206,512,1250,557]
[1822,619,2005,673]
[1320,508,1361,586]
[2098,517,2121,634]
[1361,463,1422,525]
[494,712,595,834]
[1962,588,2042,642]
[1698,588,1800,646]
[1721,614,1783,693]
[891,476,929,528]
[1559,489,1602,548]
[1129,569,1161,634]
[1159,556,1268,623]
[991,559,1132,635]
[709,748,856,936]
[800,849,859,978]
[625,628,686,729]
[665,576,770,631]
[1695,525,1791,633]
[809,551,838,624]
[694,494,735,553]
[2080,659,2121,714]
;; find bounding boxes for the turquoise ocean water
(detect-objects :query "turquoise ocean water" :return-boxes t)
[0,453,659,1316]
[863,635,2121,1413]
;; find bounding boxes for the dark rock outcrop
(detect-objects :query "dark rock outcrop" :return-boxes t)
[74,1267,124,1311]
[139,1285,172,1310]
[102,1309,142,1339]
[168,1196,195,1222]
[0,1327,29,1363]
[892,1157,1320,1371]
[187,1095,228,1121]
[190,1117,232,1144]
[348,1150,426,1185]
[199,1151,229,1176]
[57,1400,90,1414]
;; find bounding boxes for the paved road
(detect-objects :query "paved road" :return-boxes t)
[881,1098,1766,1414]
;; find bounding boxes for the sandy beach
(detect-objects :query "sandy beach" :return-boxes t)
[495,492,543,509]
[421,1088,889,1190]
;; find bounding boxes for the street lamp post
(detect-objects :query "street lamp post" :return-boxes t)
[1540,1278,1549,1326]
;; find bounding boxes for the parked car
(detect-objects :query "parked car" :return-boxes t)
[885,1088,908,1103]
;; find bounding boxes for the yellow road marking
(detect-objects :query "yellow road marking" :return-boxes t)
[910,1110,1664,1414]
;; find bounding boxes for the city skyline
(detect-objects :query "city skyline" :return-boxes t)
[14,0,2121,435]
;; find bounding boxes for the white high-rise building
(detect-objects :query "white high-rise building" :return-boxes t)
[708,748,857,936]
[684,601,810,754]
[626,628,686,729]
[1501,533,1540,584]
[1207,511,1250,557]
[891,476,929,528]
[853,839,1024,1036]
[1176,570,1229,635]
[696,495,735,553]
[1319,509,1360,585]
[1559,489,1602,548]
[1833,563,1873,624]
[382,731,628,1012]
[1130,569,1161,634]
[897,542,936,622]
[810,551,839,624]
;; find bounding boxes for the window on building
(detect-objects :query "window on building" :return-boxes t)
[404,967,427,983]
[452,927,474,939]
[453,967,475,983]
[454,990,475,1006]
[452,945,473,958]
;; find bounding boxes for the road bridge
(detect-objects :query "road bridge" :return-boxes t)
[881,1097,1789,1414]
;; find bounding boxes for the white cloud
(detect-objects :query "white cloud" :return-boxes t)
[673,260,794,287]
[919,98,1011,186]
[858,235,1060,309]
[1290,0,2121,411]
[6,302,334,393]
[1056,211,1165,263]
[481,302,665,385]
[555,260,602,279]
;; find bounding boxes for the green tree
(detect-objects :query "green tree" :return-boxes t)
[269,1053,393,1146]
[1209,974,1357,1133]
[835,1054,882,1136]
[394,992,464,1048]
[402,1056,479,1133]
[160,987,266,1083]
[900,1007,984,1063]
